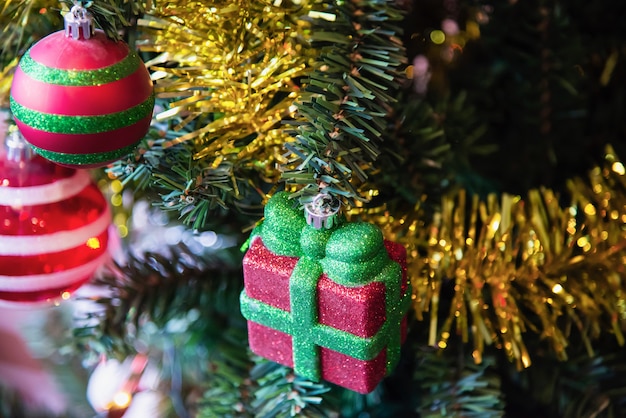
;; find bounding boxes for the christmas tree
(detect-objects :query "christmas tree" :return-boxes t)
[1,0,626,417]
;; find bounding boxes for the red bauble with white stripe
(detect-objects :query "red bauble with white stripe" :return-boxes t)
[0,147,110,305]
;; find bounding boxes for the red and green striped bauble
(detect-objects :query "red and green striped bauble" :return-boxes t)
[9,29,154,168]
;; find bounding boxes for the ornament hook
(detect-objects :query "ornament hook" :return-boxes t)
[304,193,340,229]
[64,3,94,40]
[4,128,34,162]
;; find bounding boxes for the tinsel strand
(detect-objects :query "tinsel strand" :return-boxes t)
[138,0,311,173]
[367,145,626,368]
[106,1,316,225]
[0,0,62,103]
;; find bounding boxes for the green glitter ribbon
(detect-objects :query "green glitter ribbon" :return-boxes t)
[30,142,139,166]
[241,192,411,381]
[10,95,155,134]
[19,50,141,86]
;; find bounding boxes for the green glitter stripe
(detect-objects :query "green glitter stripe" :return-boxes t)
[381,261,406,373]
[31,142,139,166]
[241,293,294,334]
[242,292,385,360]
[300,227,333,260]
[240,283,412,363]
[19,49,140,86]
[290,257,323,380]
[10,95,154,134]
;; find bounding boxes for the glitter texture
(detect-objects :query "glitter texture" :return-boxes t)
[259,192,307,257]
[19,49,139,86]
[10,95,154,134]
[240,192,410,393]
[9,29,154,168]
[30,142,140,167]
[288,257,323,380]
[240,288,409,362]
[242,240,297,312]
[246,321,389,394]
[300,226,333,260]
[321,223,390,286]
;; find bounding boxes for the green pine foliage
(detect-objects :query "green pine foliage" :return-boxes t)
[556,353,626,418]
[414,350,505,418]
[282,0,408,206]
[372,90,495,215]
[107,122,257,230]
[0,0,63,69]
[72,242,244,359]
[248,360,336,418]
[501,345,626,418]
[68,239,339,417]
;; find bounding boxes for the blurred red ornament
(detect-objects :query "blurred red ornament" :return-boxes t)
[0,132,110,305]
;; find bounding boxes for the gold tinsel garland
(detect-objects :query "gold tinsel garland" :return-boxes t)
[0,60,17,104]
[138,0,312,181]
[0,0,63,104]
[361,146,626,368]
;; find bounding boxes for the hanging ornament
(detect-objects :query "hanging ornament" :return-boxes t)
[0,129,111,305]
[240,192,411,394]
[9,4,154,168]
[87,355,164,418]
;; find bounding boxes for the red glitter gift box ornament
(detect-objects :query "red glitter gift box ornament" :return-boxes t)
[9,4,154,168]
[240,192,411,393]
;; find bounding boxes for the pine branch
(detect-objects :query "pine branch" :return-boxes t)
[501,342,626,418]
[282,0,408,206]
[414,349,505,418]
[69,241,253,417]
[371,90,494,215]
[0,0,63,69]
[195,327,254,418]
[72,242,243,358]
[448,0,593,194]
[249,359,337,418]
[112,0,312,221]
[553,352,626,418]
[108,124,263,229]
[335,387,384,417]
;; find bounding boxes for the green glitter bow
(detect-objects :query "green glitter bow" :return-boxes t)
[240,192,411,381]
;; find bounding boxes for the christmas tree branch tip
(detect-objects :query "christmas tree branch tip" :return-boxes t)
[281,0,408,207]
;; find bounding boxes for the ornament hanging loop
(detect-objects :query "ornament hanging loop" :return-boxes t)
[304,193,340,229]
[64,3,94,40]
